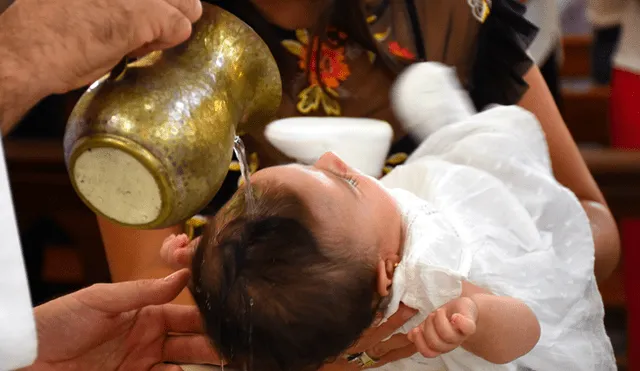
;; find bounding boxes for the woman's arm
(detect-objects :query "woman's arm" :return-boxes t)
[518,66,620,281]
[97,216,194,305]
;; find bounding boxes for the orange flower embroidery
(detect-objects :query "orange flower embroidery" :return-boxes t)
[367,26,416,63]
[282,29,351,116]
[388,41,416,61]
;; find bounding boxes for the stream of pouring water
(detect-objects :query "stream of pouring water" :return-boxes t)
[233,136,256,213]
[228,137,257,371]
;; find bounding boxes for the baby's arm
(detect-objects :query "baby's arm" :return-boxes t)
[458,281,540,364]
[409,281,540,364]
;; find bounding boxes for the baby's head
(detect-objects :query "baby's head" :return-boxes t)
[191,152,403,371]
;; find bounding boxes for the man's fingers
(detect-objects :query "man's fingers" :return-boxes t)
[369,344,417,368]
[162,304,205,333]
[367,333,412,360]
[158,9,193,48]
[150,364,184,371]
[163,0,203,23]
[75,269,191,313]
[349,303,417,353]
[163,334,223,365]
[433,309,459,344]
[420,313,449,353]
[408,328,440,358]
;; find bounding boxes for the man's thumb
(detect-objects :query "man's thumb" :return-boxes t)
[74,269,191,313]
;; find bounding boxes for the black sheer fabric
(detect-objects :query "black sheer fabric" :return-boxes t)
[469,0,538,109]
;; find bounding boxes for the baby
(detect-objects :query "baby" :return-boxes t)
[162,63,616,371]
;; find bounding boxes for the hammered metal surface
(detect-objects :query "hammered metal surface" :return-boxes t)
[64,4,282,228]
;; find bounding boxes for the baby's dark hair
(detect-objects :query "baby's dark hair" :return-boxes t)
[191,184,381,371]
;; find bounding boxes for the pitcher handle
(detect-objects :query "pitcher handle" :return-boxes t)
[108,57,130,81]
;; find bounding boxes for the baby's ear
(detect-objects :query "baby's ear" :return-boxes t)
[376,257,400,296]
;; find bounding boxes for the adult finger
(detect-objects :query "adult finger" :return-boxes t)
[368,344,416,368]
[162,304,205,333]
[408,328,440,358]
[163,0,203,23]
[143,2,193,50]
[434,308,459,344]
[367,333,412,360]
[421,313,449,353]
[163,334,223,365]
[348,303,417,353]
[150,364,183,371]
[75,269,191,313]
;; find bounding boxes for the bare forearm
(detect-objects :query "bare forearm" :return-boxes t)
[581,200,620,281]
[459,281,540,364]
[461,294,540,364]
[0,45,47,134]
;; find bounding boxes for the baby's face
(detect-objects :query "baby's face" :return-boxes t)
[250,152,403,259]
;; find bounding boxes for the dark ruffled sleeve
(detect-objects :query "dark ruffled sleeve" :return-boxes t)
[468,0,538,110]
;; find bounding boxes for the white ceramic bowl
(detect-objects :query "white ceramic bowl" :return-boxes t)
[264,117,393,178]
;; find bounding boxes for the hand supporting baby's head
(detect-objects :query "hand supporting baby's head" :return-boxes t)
[191,183,384,371]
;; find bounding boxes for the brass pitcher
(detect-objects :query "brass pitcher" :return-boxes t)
[63,4,282,229]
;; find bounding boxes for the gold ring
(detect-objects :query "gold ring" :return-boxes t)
[348,352,377,368]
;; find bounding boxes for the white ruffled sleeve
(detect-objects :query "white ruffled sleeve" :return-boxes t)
[383,189,471,328]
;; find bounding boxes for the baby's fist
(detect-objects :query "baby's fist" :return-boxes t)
[408,297,478,358]
[160,233,200,269]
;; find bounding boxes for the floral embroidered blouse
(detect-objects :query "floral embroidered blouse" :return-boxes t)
[195,0,537,221]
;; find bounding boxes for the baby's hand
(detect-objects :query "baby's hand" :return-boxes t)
[160,233,200,269]
[408,297,478,358]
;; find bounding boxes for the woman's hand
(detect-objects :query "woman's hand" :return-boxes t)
[319,304,419,370]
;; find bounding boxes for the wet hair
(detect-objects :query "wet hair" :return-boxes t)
[191,185,382,371]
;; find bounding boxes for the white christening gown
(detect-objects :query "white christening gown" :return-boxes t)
[373,63,616,371]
